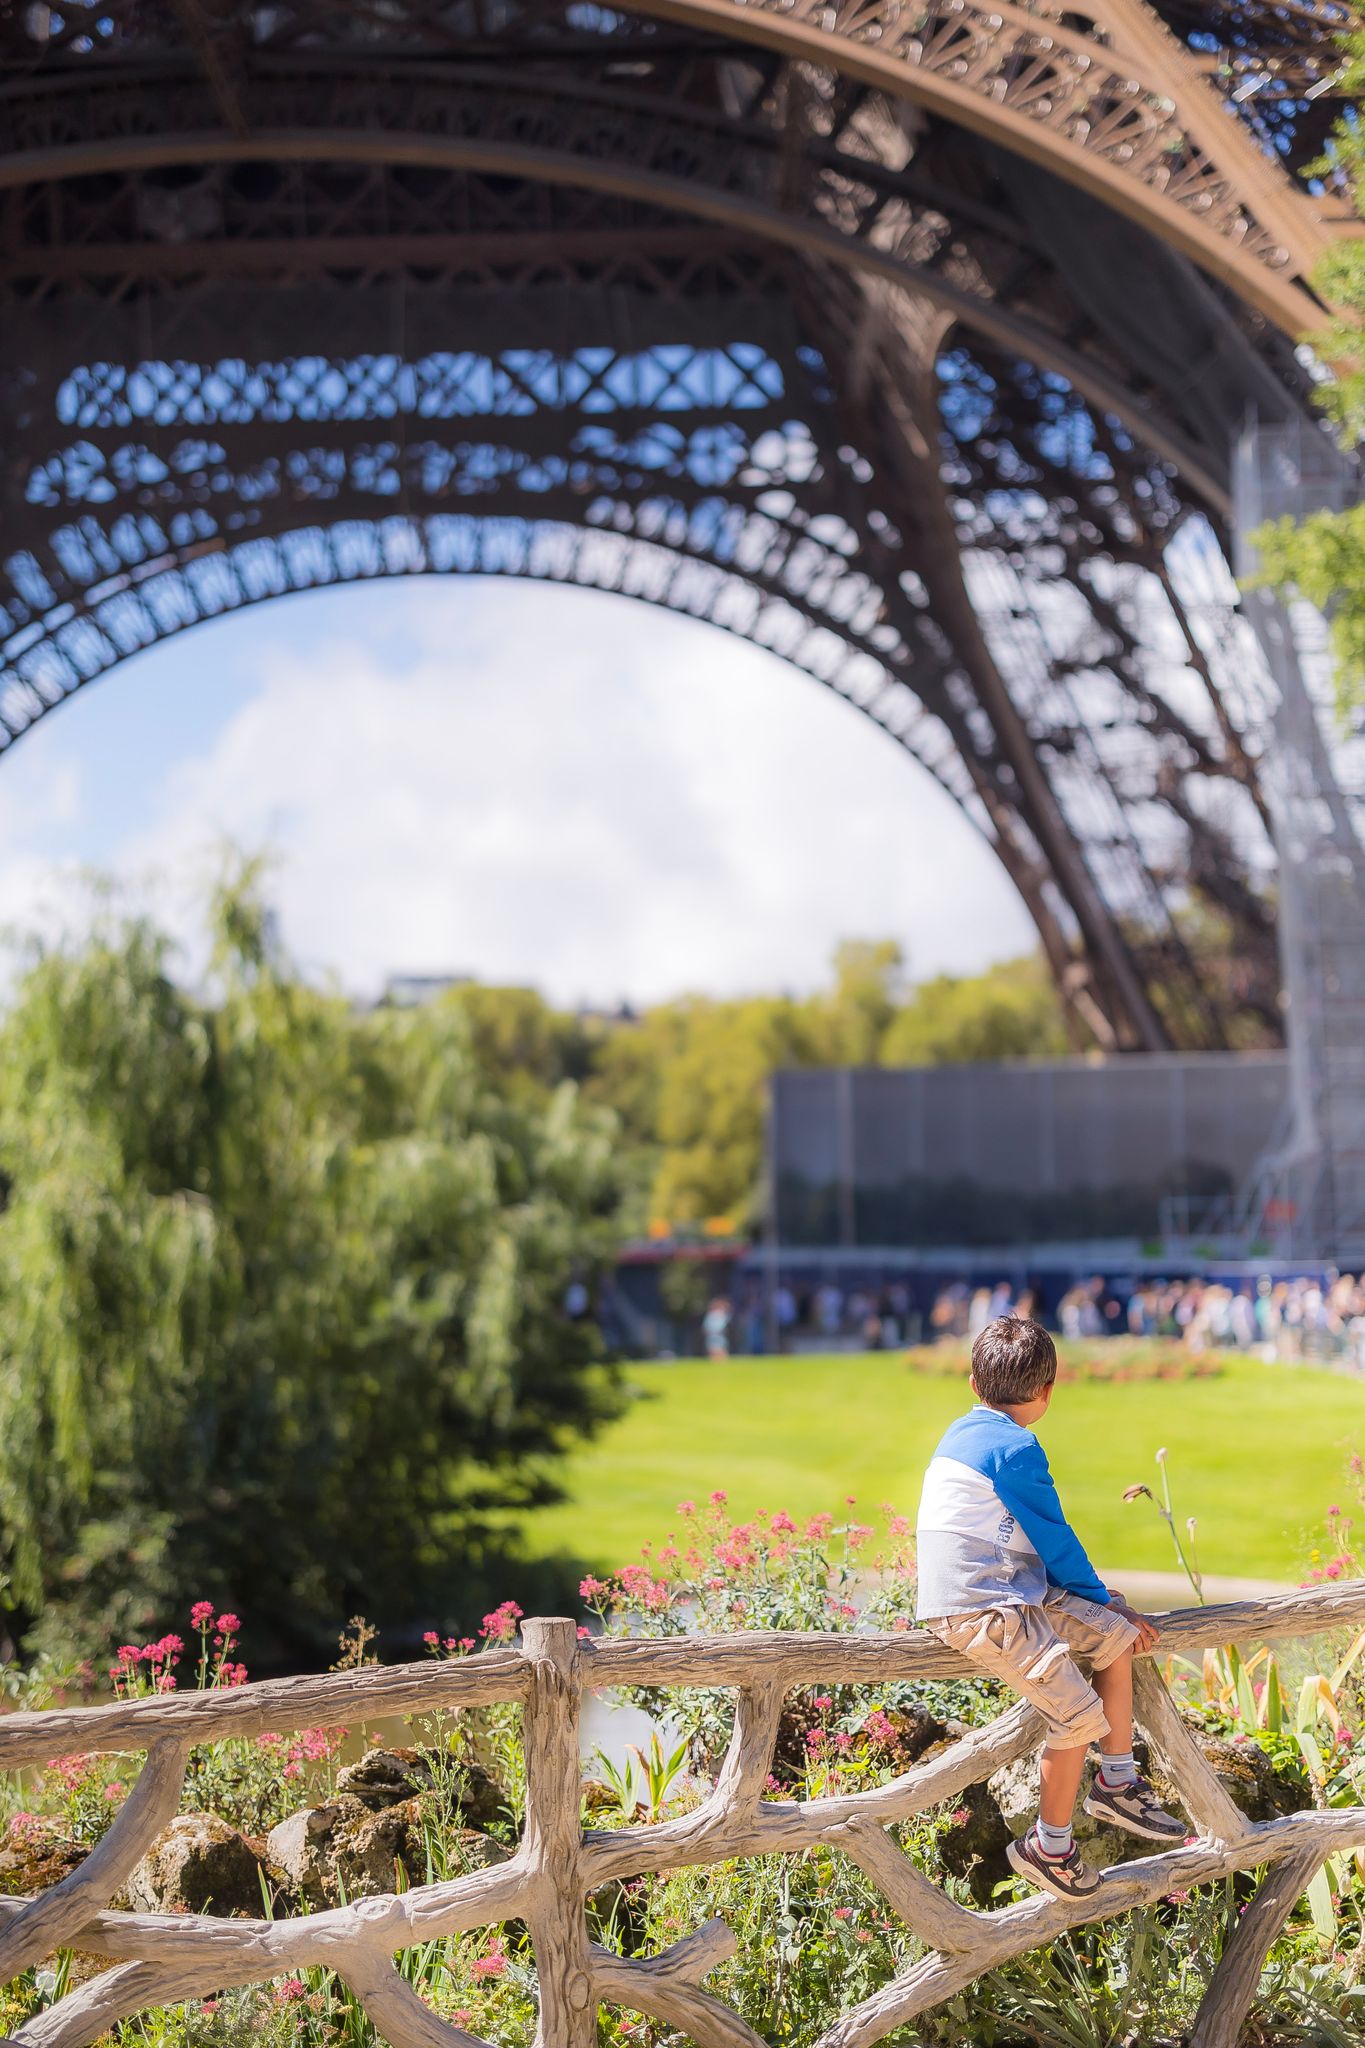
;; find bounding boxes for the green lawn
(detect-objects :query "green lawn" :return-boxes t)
[523,1351,1365,1582]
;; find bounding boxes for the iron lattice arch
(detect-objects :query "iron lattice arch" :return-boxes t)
[0,0,1350,1049]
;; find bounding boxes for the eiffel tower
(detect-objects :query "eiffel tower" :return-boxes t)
[0,1,1354,1053]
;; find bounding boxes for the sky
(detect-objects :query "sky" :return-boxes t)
[0,579,1033,1007]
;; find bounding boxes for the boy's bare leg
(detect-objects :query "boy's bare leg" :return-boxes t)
[1038,1649,1134,1827]
[1092,1647,1134,1756]
[1038,1741,1088,1827]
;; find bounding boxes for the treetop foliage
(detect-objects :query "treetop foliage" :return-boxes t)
[0,870,624,1659]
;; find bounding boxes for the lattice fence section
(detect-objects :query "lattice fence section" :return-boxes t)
[1,1585,1364,2048]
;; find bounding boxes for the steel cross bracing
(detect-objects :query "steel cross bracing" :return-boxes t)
[0,0,1354,1049]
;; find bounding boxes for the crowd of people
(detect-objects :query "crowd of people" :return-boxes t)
[1054,1273,1365,1362]
[696,1271,1365,1366]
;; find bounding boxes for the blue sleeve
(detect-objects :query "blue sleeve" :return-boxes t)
[993,1439,1111,1605]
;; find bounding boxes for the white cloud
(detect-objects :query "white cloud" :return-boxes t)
[3,583,1034,1004]
[0,736,92,959]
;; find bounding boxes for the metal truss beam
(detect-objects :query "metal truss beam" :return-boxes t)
[0,121,1232,510]
[0,0,1316,1051]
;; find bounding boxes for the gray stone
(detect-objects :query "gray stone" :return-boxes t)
[127,1813,267,1917]
[448,1757,507,1831]
[1147,1729,1301,1825]
[266,1794,506,1908]
[986,1752,1138,1874]
[335,1747,434,1810]
[333,1744,505,1830]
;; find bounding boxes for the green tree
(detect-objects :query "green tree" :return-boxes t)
[442,983,593,1103]
[880,955,1070,1065]
[1250,35,1365,712]
[0,874,623,1658]
[649,996,818,1229]
[810,939,906,1065]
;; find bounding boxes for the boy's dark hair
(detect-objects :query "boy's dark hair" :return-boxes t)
[971,1315,1057,1405]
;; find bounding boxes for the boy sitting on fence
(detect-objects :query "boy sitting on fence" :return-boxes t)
[915,1315,1187,1899]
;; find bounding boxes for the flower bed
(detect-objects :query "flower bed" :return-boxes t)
[0,1485,1362,2047]
[904,1339,1225,1384]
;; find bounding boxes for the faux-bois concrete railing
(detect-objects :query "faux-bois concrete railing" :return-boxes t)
[2,1584,1365,2048]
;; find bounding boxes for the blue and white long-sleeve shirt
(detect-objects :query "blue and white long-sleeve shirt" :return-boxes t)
[915,1406,1110,1619]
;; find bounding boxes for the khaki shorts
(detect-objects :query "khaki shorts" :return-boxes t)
[924,1592,1140,1749]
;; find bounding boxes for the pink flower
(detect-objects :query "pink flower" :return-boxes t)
[709,1491,728,1507]
[480,1600,523,1643]
[577,1626,592,1640]
[812,1695,833,1712]
[579,1576,607,1602]
[833,1906,852,1920]
[215,1614,240,1634]
[103,1782,126,1801]
[771,1511,796,1534]
[116,1645,140,1665]
[677,1500,696,1517]
[423,1631,439,1646]
[460,1637,475,1652]
[190,1602,215,1629]
[1326,1560,1344,1579]
[273,1979,307,2005]
[471,1951,506,1980]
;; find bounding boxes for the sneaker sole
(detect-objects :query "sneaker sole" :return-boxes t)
[1081,1794,1186,1843]
[1006,1836,1100,1901]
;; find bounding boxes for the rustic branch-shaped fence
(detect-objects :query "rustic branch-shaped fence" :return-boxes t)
[2,1583,1365,2048]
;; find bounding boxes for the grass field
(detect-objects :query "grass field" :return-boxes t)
[522,1350,1365,1583]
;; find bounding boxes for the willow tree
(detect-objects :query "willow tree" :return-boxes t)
[0,874,622,1659]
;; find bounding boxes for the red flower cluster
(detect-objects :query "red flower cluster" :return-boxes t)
[480,1600,523,1644]
[255,1727,346,1778]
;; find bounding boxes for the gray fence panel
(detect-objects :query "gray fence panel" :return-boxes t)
[772,1054,1290,1249]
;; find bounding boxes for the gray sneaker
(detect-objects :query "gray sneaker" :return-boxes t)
[1006,1827,1102,1901]
[1083,1773,1186,1843]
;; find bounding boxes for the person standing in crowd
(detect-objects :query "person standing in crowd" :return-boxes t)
[703,1296,731,1360]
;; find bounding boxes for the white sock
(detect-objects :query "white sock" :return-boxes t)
[1034,1815,1074,1858]
[1099,1751,1138,1789]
